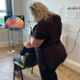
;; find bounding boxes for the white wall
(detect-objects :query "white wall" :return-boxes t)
[12,0,24,15]
[0,28,8,47]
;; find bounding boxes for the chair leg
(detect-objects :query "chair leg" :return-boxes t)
[31,67,33,74]
[20,68,23,80]
[13,63,15,80]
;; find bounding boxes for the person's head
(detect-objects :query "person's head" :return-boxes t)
[29,2,54,23]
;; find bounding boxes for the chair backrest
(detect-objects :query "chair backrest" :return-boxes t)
[24,52,37,68]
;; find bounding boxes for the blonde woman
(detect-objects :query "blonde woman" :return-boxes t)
[29,2,67,80]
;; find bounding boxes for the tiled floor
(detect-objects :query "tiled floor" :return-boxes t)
[0,46,80,80]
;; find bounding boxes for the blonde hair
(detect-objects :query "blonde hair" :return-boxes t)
[29,2,54,22]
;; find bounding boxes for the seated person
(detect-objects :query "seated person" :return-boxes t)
[13,41,36,77]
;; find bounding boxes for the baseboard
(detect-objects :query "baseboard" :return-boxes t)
[63,59,80,73]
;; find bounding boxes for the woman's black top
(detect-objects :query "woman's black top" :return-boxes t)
[32,14,67,69]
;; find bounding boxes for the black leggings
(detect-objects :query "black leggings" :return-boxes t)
[39,65,58,80]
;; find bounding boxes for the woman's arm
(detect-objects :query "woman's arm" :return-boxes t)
[30,35,44,48]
